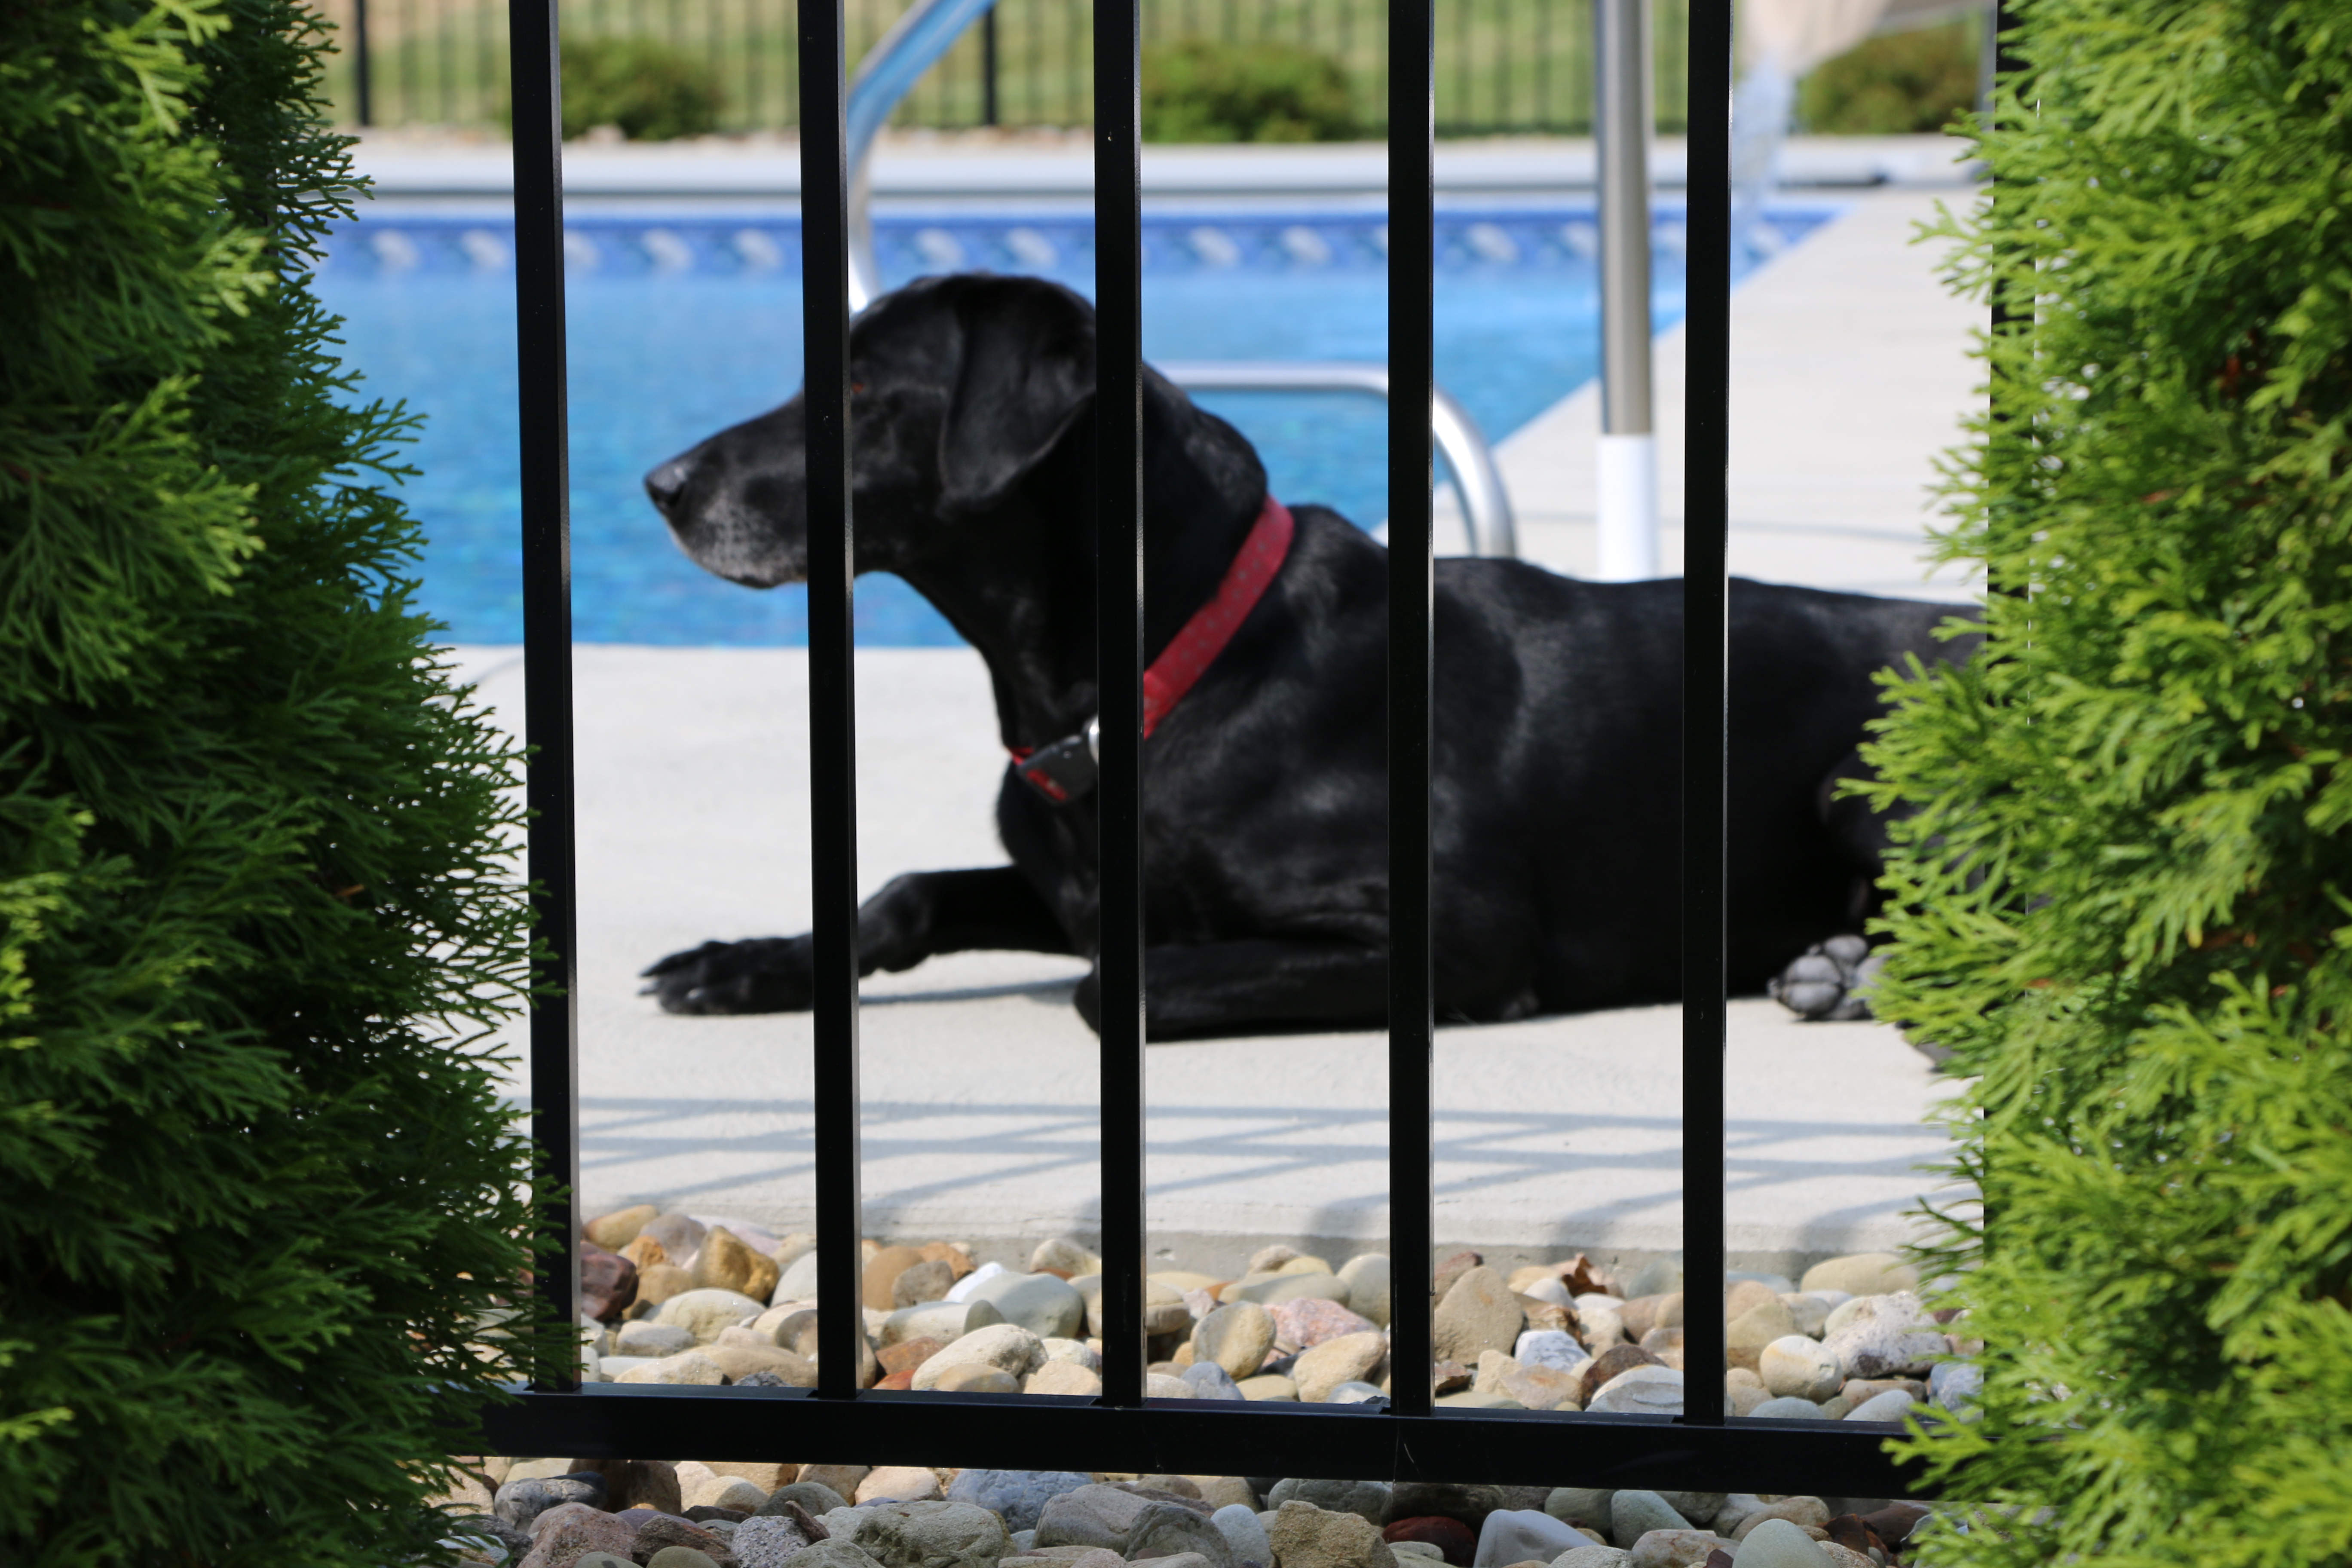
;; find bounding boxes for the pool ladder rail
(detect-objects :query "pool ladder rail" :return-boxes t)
[844,0,1519,561]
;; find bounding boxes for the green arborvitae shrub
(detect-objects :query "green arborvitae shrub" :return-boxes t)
[1860,1,2352,1562]
[1142,37,1359,144]
[560,35,723,141]
[1799,18,1981,136]
[0,1,555,1562]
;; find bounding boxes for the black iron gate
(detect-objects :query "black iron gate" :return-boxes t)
[482,0,1925,1495]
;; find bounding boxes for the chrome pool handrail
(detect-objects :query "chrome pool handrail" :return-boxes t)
[1159,361,1519,559]
[845,0,1000,309]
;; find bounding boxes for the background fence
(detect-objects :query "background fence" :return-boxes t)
[311,0,1692,137]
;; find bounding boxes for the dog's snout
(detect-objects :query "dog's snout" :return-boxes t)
[644,457,692,513]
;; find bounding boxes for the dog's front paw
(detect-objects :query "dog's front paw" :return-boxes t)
[1768,934,1885,1022]
[640,936,816,1014]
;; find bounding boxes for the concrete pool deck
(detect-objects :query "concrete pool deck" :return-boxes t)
[432,144,1986,1277]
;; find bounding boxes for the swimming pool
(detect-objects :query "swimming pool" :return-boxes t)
[317,204,1831,644]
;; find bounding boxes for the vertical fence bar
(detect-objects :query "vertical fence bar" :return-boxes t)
[800,0,866,1401]
[1677,0,1732,1427]
[351,0,374,124]
[508,0,580,1393]
[982,5,1000,125]
[1094,0,1147,1409]
[1385,0,1436,1424]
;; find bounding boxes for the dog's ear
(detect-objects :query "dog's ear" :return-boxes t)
[938,278,1096,516]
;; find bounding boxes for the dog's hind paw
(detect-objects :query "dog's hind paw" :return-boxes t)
[640,936,815,1014]
[1768,934,1885,1022]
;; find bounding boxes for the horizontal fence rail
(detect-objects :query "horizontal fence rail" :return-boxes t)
[315,0,1692,137]
[483,0,1932,1508]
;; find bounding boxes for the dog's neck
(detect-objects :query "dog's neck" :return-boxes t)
[892,379,1268,754]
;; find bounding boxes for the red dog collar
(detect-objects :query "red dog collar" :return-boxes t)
[1011,494,1295,802]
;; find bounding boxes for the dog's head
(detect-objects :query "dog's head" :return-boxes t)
[644,273,1097,588]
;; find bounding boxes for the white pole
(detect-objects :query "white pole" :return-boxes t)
[1594,0,1659,581]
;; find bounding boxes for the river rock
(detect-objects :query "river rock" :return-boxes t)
[1431,1268,1524,1365]
[1733,1519,1832,1568]
[1625,1529,1734,1567]
[934,1364,1021,1393]
[1823,1295,1945,1380]
[586,1204,658,1250]
[1193,1302,1277,1381]
[1748,1395,1828,1420]
[631,1516,737,1565]
[1215,1503,1274,1568]
[656,1288,769,1344]
[1732,1500,1829,1539]
[1229,1274,1354,1309]
[1758,1335,1843,1401]
[965,1271,1087,1339]
[1542,1491,1612,1533]
[862,1246,928,1311]
[703,1344,818,1385]
[1386,1485,1506,1531]
[1026,1360,1102,1396]
[640,1212,708,1264]
[1237,1373,1299,1401]
[1798,1254,1918,1299]
[516,1505,636,1568]
[1608,1493,1690,1546]
[892,1260,958,1309]
[1269,1501,1397,1568]
[1586,1366,1683,1416]
[1472,1350,1580,1412]
[775,1249,822,1304]
[1575,1344,1661,1404]
[766,1542,886,1568]
[1725,1298,1798,1371]
[1932,1358,1984,1413]
[847,1501,1011,1568]
[495,1476,604,1530]
[1182,1361,1246,1400]
[732,1519,816,1568]
[943,1472,1094,1535]
[857,1467,943,1505]
[1384,1516,1473,1566]
[910,1323,1045,1389]
[1513,1329,1588,1375]
[1844,1389,1917,1423]
[1337,1255,1393,1326]
[1267,1480,1387,1526]
[1130,1501,1236,1568]
[1293,1331,1387,1402]
[581,1243,639,1321]
[1028,1237,1101,1275]
[681,1468,770,1513]
[1471,1509,1582,1567]
[1778,1294,1832,1338]
[1270,1297,1379,1351]
[761,1483,849,1519]
[1037,1484,1167,1549]
[696,1226,782,1302]
[1555,1551,1631,1568]
[617,1320,699,1358]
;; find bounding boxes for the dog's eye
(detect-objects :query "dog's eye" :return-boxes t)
[851,381,868,395]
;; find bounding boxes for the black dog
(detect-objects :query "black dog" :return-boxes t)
[639,273,1973,1038]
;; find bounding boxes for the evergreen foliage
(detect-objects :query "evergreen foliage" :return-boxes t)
[0,1,554,1561]
[1862,1,2352,1561]
[559,35,723,142]
[1142,37,1359,144]
[1799,17,1981,136]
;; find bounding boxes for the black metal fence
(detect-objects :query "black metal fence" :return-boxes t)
[319,0,1691,137]
[475,0,1925,1497]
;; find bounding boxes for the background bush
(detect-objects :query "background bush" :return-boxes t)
[0,0,554,1561]
[1862,1,2352,1562]
[560,34,722,141]
[1799,17,1980,135]
[1142,37,1358,143]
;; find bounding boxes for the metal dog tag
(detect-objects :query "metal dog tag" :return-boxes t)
[1015,732,1097,804]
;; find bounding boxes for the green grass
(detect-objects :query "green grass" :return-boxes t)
[307,0,1694,137]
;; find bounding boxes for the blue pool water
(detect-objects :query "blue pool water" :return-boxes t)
[317,205,1831,644]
